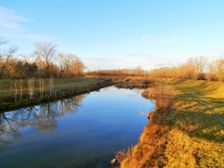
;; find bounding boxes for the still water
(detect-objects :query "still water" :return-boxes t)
[0,86,155,168]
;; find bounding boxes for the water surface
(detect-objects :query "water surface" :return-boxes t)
[0,86,155,168]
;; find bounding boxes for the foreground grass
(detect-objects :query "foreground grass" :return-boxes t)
[121,79,224,168]
[0,77,110,111]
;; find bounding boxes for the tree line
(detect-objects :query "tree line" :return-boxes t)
[87,56,224,82]
[0,40,85,79]
[149,56,224,81]
[2,39,223,82]
[87,67,148,76]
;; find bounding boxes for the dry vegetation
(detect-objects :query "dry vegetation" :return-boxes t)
[0,39,111,110]
[149,56,224,82]
[0,77,109,111]
[87,67,148,77]
[0,40,85,78]
[121,79,224,168]
[142,85,177,110]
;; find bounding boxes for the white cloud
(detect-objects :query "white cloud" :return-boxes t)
[0,6,26,29]
[140,34,154,41]
[0,6,56,48]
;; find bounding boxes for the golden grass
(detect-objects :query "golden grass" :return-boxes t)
[121,79,224,168]
[142,85,178,109]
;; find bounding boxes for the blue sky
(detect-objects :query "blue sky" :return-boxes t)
[1,0,224,70]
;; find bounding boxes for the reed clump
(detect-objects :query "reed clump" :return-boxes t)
[142,85,177,109]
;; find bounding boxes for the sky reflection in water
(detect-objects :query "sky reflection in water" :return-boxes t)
[0,86,155,168]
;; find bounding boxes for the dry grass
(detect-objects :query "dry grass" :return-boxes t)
[142,85,177,109]
[121,79,224,168]
[0,77,109,111]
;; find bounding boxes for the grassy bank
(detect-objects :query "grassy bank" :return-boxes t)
[88,75,151,88]
[121,79,224,168]
[0,77,111,111]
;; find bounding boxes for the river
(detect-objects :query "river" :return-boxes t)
[0,86,155,168]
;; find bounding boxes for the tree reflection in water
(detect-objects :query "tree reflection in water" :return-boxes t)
[0,95,84,149]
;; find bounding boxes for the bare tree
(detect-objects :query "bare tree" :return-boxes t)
[59,53,77,77]
[216,58,224,81]
[206,61,217,81]
[34,41,57,77]
[192,56,207,79]
[72,57,85,76]
[180,59,197,79]
[0,39,18,78]
[0,38,88,79]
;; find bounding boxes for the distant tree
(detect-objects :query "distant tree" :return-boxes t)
[192,56,207,79]
[178,57,207,80]
[206,61,217,81]
[179,60,197,79]
[34,41,57,77]
[216,58,224,81]
[71,57,85,76]
[14,61,24,77]
[59,53,77,77]
[13,61,38,78]
[0,39,87,79]
[0,39,18,78]
[24,62,38,77]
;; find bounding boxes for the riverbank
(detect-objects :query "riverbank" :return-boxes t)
[121,79,224,168]
[0,77,111,111]
[88,75,151,88]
